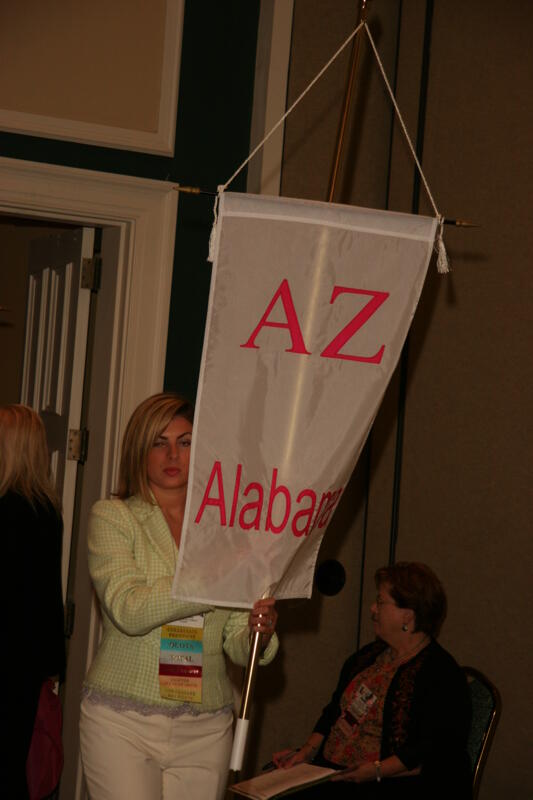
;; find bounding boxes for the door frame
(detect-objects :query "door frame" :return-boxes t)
[0,156,178,799]
[0,156,178,452]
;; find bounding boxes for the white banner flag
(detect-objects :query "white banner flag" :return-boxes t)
[172,192,437,607]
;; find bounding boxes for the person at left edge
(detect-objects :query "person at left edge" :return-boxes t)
[80,392,279,800]
[0,404,65,799]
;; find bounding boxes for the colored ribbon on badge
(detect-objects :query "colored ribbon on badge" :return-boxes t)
[159,614,204,703]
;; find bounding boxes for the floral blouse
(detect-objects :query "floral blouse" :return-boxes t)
[323,647,399,767]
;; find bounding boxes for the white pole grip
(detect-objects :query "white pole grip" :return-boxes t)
[229,717,250,771]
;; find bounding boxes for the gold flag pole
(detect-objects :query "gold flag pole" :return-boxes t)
[229,1,373,781]
[327,0,371,203]
[229,1,374,781]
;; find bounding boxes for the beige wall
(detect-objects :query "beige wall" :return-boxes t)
[246,2,533,799]
[388,2,533,796]
[0,0,166,131]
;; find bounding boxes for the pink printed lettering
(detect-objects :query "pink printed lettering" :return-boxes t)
[316,488,344,528]
[194,460,343,538]
[194,460,227,525]
[309,488,344,534]
[320,286,389,363]
[239,483,264,530]
[229,463,242,527]
[266,469,291,534]
[291,489,317,537]
[240,279,311,354]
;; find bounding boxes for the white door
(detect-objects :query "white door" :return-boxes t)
[21,227,95,597]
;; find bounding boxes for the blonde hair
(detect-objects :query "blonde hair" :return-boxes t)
[117,392,194,502]
[0,404,60,510]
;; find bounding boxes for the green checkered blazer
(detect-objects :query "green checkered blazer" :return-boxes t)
[84,496,278,713]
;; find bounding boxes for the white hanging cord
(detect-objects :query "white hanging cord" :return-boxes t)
[211,19,449,272]
[208,19,364,262]
[363,23,449,272]
[219,20,365,194]
[363,24,437,216]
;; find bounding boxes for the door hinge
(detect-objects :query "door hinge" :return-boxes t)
[65,599,76,638]
[67,428,89,463]
[81,255,102,292]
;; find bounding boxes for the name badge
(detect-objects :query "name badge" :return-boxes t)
[336,683,378,737]
[159,614,204,703]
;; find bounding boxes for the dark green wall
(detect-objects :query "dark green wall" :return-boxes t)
[0,1,261,400]
[165,2,261,399]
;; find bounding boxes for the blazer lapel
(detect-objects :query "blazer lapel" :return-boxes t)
[127,495,176,571]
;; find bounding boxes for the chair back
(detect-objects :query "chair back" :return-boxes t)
[463,666,501,800]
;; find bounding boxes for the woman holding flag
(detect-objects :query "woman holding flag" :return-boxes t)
[80,392,278,800]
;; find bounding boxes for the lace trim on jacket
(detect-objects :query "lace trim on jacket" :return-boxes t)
[82,686,233,718]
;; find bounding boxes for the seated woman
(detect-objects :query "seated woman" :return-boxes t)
[273,562,471,799]
[80,392,278,800]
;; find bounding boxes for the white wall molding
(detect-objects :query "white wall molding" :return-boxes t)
[0,0,184,155]
[0,156,178,478]
[247,0,294,196]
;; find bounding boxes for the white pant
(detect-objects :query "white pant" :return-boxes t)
[80,697,233,800]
